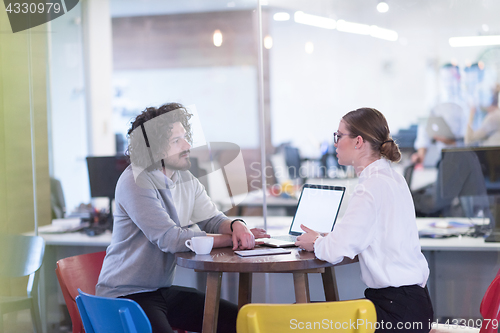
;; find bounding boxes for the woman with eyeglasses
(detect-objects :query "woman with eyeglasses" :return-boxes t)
[296,108,433,333]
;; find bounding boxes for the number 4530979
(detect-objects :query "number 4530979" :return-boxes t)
[5,2,62,14]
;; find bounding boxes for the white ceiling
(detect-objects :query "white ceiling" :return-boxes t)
[109,0,500,37]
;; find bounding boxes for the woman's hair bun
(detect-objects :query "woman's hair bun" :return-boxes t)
[380,140,401,162]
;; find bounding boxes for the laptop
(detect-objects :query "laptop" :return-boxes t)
[261,184,345,247]
[426,116,455,140]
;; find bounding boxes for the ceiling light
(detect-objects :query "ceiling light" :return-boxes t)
[264,35,273,49]
[273,12,290,21]
[482,24,489,32]
[377,2,389,13]
[336,20,370,35]
[370,25,398,41]
[213,30,223,47]
[305,42,314,54]
[449,35,500,47]
[294,11,336,29]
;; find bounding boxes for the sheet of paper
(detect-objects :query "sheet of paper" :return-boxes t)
[234,248,291,257]
[39,218,88,233]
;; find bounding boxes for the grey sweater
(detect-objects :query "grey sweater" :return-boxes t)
[96,166,227,298]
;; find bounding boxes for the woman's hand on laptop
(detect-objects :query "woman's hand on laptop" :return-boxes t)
[251,228,270,245]
[295,225,320,252]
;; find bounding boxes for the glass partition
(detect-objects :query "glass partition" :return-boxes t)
[47,0,271,220]
[266,0,500,181]
[5,0,498,227]
[2,0,500,329]
[263,0,500,321]
[108,0,264,218]
[48,2,88,220]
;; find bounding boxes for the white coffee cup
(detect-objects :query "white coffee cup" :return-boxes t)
[185,236,214,255]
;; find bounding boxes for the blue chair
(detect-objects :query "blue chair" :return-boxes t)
[75,289,152,333]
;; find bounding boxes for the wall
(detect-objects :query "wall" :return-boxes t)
[0,4,51,234]
[111,10,262,149]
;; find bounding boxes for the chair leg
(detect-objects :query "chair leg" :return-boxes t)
[30,299,43,333]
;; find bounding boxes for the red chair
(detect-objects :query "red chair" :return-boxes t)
[56,251,107,333]
[479,270,500,333]
[56,251,187,333]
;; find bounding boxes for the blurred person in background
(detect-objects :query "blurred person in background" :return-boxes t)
[465,83,500,146]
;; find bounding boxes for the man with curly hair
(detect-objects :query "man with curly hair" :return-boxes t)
[96,103,268,333]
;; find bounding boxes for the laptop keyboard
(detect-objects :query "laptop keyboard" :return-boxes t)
[272,235,297,242]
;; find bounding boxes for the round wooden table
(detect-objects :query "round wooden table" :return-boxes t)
[176,246,357,333]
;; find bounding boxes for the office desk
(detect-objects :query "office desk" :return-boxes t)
[222,167,438,215]
[36,230,112,247]
[415,217,500,320]
[218,190,298,216]
[36,216,499,332]
[416,217,493,251]
[218,178,360,216]
[308,167,438,192]
[176,247,356,333]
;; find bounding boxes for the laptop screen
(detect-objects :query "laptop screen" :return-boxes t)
[289,184,345,235]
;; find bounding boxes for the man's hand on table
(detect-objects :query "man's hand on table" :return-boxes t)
[231,222,270,250]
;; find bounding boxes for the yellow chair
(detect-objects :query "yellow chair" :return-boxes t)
[237,299,376,333]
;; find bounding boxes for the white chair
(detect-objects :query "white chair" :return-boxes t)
[0,234,45,333]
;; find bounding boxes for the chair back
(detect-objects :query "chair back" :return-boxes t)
[403,163,415,188]
[55,251,106,333]
[0,234,45,333]
[0,234,45,295]
[237,299,376,333]
[479,269,500,333]
[76,289,152,333]
[0,234,45,278]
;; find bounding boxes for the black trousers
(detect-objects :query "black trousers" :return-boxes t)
[121,285,238,333]
[364,285,434,333]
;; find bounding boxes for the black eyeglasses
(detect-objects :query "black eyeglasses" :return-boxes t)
[333,131,347,144]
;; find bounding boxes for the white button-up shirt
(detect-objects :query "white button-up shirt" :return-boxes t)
[314,158,429,289]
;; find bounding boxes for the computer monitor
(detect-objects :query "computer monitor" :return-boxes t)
[284,146,302,180]
[86,155,130,219]
[440,146,500,241]
[86,155,204,218]
[441,147,500,196]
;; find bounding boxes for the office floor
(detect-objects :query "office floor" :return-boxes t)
[3,310,71,333]
[2,311,36,333]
